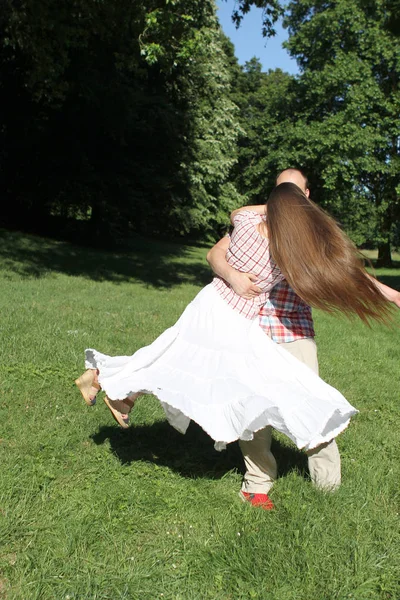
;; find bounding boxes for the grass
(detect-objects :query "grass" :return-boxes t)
[360,248,400,263]
[0,228,399,600]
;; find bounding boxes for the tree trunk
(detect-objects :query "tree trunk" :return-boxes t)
[376,241,393,268]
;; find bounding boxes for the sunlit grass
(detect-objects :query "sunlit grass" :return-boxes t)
[0,229,399,600]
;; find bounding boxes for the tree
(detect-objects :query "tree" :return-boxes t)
[282,0,400,265]
[231,60,299,202]
[224,0,399,263]
[0,0,242,242]
[223,0,283,36]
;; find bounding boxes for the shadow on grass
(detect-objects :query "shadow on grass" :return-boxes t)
[90,421,308,482]
[0,228,212,288]
[2,228,399,292]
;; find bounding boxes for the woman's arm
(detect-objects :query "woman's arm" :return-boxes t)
[206,237,262,299]
[230,205,266,224]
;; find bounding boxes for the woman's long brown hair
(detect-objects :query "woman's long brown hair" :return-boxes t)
[266,182,392,324]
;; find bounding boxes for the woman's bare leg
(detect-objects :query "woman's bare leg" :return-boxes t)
[103,392,141,429]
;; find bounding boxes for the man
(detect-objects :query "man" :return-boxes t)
[207,168,399,510]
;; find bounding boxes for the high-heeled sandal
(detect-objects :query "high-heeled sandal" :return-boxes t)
[75,369,100,406]
[103,393,140,429]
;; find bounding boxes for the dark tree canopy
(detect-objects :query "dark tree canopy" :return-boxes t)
[0,0,242,243]
[1,0,399,261]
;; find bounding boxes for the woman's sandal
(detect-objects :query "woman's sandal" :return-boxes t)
[103,393,140,429]
[75,369,100,406]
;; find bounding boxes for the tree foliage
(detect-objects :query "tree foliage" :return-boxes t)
[227,0,283,36]
[283,0,400,264]
[0,0,242,242]
[230,59,299,202]
[227,0,399,264]
[1,0,399,257]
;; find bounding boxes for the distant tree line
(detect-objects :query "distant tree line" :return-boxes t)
[0,0,399,264]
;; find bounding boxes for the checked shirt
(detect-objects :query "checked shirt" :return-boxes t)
[259,280,315,343]
[213,211,315,340]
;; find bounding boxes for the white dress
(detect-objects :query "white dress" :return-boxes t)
[85,212,357,451]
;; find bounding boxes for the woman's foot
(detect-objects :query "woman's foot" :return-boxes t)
[75,369,100,406]
[103,392,140,429]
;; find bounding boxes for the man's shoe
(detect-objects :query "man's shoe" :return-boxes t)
[239,491,274,511]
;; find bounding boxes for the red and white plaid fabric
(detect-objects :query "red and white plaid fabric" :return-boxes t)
[212,211,284,319]
[259,280,315,343]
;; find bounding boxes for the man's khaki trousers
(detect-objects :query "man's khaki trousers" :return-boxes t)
[239,337,341,493]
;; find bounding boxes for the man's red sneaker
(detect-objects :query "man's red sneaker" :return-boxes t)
[239,491,274,511]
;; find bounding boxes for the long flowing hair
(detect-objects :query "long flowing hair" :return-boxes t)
[266,182,392,324]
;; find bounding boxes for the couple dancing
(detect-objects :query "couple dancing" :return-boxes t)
[76,169,397,510]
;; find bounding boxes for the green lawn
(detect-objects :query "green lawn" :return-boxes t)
[0,229,399,600]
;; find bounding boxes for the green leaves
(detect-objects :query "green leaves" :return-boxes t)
[231,0,399,263]
[284,0,399,262]
[231,0,283,37]
[0,0,242,241]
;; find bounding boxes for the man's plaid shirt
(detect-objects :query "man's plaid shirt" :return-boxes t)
[213,213,315,339]
[259,280,315,343]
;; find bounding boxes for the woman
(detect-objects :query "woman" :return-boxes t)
[76,183,390,459]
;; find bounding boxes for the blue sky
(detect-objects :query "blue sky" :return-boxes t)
[216,1,299,74]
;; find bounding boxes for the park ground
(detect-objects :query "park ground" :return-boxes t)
[0,229,399,600]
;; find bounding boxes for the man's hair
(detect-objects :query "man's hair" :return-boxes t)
[266,182,391,325]
[276,168,309,190]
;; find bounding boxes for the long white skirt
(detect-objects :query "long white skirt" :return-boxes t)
[85,284,357,451]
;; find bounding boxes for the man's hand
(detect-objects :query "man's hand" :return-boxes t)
[230,204,266,224]
[229,271,262,299]
[207,236,261,298]
[367,274,400,307]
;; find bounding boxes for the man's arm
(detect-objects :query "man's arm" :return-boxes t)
[207,237,400,307]
[230,205,266,224]
[206,237,262,299]
[368,274,400,307]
